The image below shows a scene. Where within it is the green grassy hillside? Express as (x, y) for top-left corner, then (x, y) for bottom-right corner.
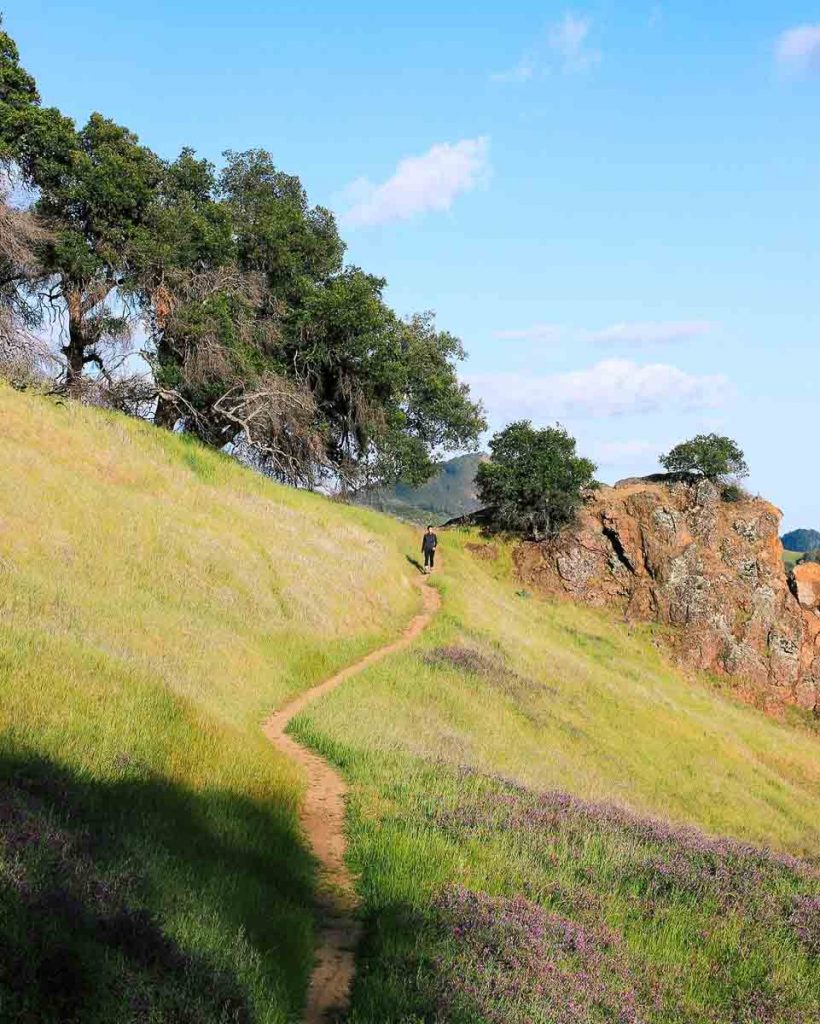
(2, 389), (819, 1022)
(783, 548), (804, 570)
(0, 386), (418, 1023)
(301, 534), (819, 850)
(296, 533), (820, 1021)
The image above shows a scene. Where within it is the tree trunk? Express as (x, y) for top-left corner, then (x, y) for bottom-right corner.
(154, 394), (179, 430)
(152, 332), (179, 430)
(64, 290), (86, 398)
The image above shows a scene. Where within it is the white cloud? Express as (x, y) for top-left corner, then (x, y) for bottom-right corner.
(549, 13), (600, 73)
(491, 320), (714, 347)
(589, 320), (714, 346)
(775, 25), (820, 74)
(468, 359), (729, 420)
(491, 11), (600, 83)
(340, 137), (490, 228)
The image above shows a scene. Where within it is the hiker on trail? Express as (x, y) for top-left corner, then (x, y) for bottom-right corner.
(421, 525), (438, 573)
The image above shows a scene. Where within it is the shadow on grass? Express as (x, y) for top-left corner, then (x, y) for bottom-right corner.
(405, 555), (426, 575)
(0, 745), (315, 1023)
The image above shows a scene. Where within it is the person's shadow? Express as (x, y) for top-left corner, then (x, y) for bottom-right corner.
(405, 555), (426, 574)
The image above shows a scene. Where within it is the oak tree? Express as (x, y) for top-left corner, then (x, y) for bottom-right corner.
(477, 421), (597, 538)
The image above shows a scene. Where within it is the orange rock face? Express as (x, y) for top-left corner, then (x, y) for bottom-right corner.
(792, 562), (820, 611)
(514, 477), (820, 711)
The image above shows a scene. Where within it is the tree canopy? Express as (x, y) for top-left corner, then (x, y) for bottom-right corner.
(0, 185), (50, 382)
(476, 421), (597, 539)
(0, 18), (484, 489)
(659, 434), (748, 483)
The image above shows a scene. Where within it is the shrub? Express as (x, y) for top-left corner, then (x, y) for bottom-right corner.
(476, 421), (597, 540)
(660, 434), (748, 483)
(720, 482), (747, 503)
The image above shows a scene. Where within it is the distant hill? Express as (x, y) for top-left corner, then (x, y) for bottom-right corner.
(358, 452), (486, 523)
(782, 528), (820, 552)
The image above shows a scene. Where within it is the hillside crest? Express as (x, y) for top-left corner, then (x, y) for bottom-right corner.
(514, 475), (820, 711)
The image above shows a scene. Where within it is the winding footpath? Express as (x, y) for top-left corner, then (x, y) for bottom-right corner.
(263, 573), (441, 1024)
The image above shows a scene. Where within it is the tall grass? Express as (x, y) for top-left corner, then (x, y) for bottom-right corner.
(0, 387), (418, 1022)
(301, 531), (820, 851)
(296, 530), (820, 1021)
(3, 387), (818, 1021)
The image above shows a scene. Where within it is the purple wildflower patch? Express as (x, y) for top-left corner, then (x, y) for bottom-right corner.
(448, 775), (811, 869)
(435, 777), (816, 910)
(407, 772), (820, 1022)
(423, 645), (501, 676)
(432, 885), (648, 1023)
(790, 894), (820, 956)
(0, 766), (253, 1023)
(422, 644), (550, 710)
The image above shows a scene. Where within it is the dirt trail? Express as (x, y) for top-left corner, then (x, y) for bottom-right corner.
(263, 572), (440, 1024)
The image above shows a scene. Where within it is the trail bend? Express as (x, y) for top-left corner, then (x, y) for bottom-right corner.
(263, 571), (440, 1024)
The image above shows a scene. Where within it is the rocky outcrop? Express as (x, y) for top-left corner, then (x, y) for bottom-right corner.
(513, 477), (820, 711)
(791, 562), (820, 612)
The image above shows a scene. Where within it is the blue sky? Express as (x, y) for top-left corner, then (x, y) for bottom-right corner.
(6, 2), (820, 528)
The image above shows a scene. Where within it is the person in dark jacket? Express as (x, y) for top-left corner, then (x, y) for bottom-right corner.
(421, 525), (438, 573)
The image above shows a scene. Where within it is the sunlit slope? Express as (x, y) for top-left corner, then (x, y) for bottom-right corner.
(0, 387), (417, 726)
(296, 532), (820, 1021)
(300, 532), (820, 854)
(0, 387), (417, 1023)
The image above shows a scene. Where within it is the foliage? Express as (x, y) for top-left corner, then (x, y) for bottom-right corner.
(659, 433), (748, 483)
(0, 22), (483, 488)
(476, 421), (596, 538)
(154, 155), (486, 484)
(0, 17), (75, 186)
(0, 189), (54, 384)
(34, 115), (162, 394)
(1, 21), (157, 394)
(134, 147), (318, 476)
(144, 159), (485, 486)
(720, 481), (748, 503)
(289, 292), (485, 489)
(797, 549), (820, 566)
(783, 529), (820, 554)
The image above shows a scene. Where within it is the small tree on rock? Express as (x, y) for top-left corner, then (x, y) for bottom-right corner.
(659, 433), (748, 483)
(476, 421), (597, 539)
